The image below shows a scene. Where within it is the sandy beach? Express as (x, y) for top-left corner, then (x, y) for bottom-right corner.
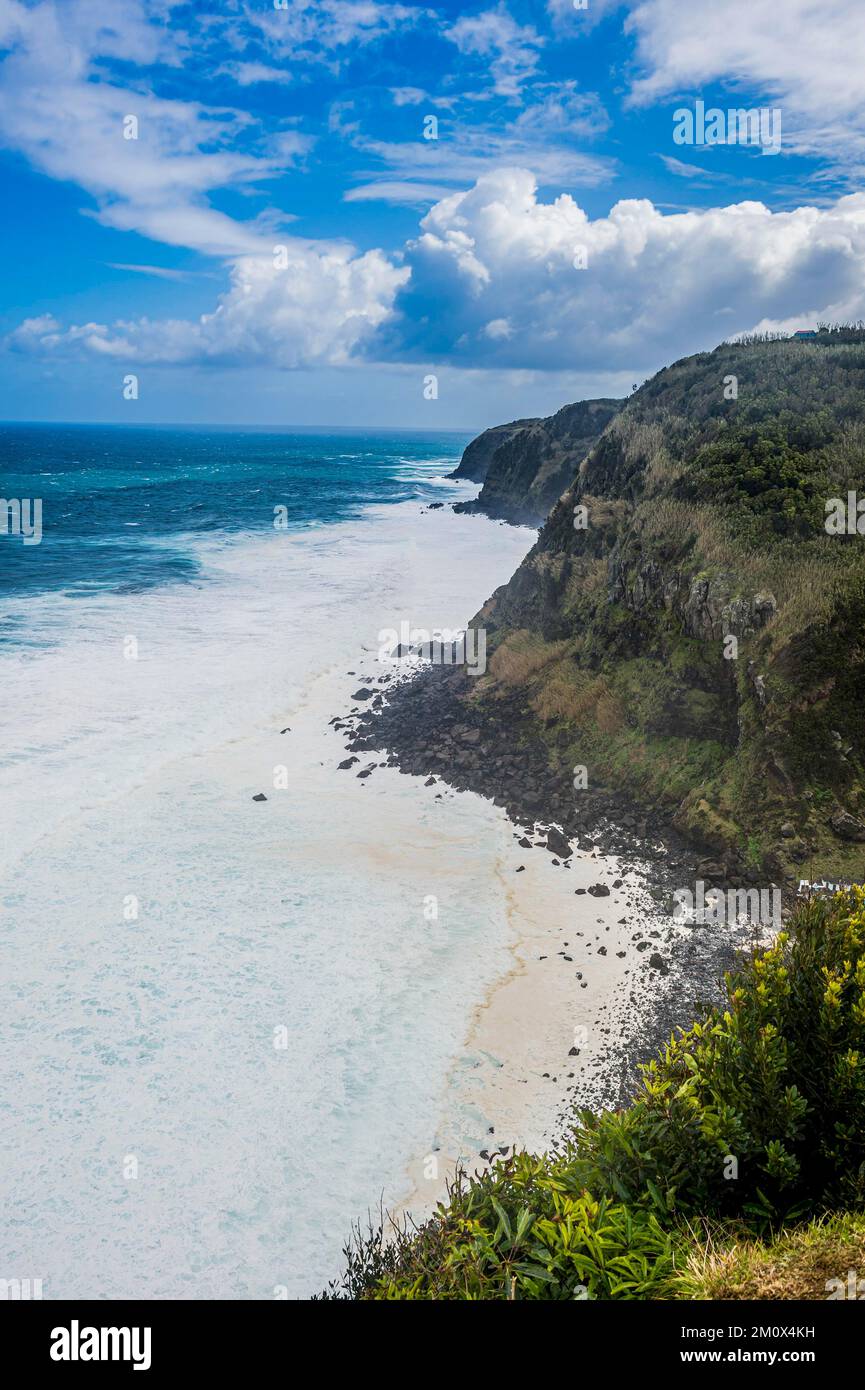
(380, 808), (674, 1223)
(386, 799), (765, 1228)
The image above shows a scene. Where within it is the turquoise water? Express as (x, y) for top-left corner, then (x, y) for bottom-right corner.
(0, 423), (541, 1298)
(0, 423), (467, 604)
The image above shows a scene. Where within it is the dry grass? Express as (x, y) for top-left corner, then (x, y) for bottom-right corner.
(576, 555), (609, 598)
(531, 670), (587, 722)
(581, 494), (632, 530)
(670, 1213), (865, 1300)
(531, 669), (625, 731)
(486, 630), (571, 687)
(635, 495), (848, 645)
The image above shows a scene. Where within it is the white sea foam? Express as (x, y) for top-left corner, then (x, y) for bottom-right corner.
(0, 498), (536, 1298)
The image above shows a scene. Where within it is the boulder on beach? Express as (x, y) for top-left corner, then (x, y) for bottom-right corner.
(546, 826), (572, 858)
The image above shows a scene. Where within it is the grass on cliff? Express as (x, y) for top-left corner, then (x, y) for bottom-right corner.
(673, 1211), (865, 1300)
(321, 890), (865, 1300)
(476, 334), (865, 875)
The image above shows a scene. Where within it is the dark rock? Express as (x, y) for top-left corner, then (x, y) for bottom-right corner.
(830, 810), (865, 842)
(546, 826), (573, 858)
(252, 793), (267, 802)
(588, 883), (610, 897)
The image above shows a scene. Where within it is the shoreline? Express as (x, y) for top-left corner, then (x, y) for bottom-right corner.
(336, 627), (769, 1236)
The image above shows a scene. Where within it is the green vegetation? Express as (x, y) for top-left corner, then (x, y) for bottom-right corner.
(470, 331), (865, 878)
(672, 1211), (865, 1300)
(322, 891), (865, 1299)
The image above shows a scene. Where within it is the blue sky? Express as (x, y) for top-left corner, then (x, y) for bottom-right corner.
(1, 0), (864, 427)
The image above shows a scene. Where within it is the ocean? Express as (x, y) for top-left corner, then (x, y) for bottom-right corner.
(0, 424), (538, 1298)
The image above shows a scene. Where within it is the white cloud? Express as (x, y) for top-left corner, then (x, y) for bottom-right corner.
(215, 61), (294, 87)
(248, 0), (424, 66)
(389, 87), (428, 107)
(483, 317), (513, 339)
(626, 0), (865, 172)
(8, 243), (409, 367)
(389, 87), (456, 110)
(344, 180), (455, 205)
(107, 263), (194, 281)
(378, 168), (865, 369)
(0, 0), (305, 257)
(659, 154), (729, 182)
(17, 172), (865, 377)
(347, 82), (613, 195)
(445, 7), (544, 98)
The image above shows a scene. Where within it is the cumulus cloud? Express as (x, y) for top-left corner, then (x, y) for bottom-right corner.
(7, 243), (409, 367)
(376, 168), (865, 369)
(13, 172), (865, 375)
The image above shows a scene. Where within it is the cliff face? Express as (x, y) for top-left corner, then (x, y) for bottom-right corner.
(449, 417), (539, 482)
(464, 334), (865, 879)
(458, 398), (621, 525)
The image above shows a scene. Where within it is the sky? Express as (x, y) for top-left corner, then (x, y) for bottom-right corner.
(1, 0), (865, 427)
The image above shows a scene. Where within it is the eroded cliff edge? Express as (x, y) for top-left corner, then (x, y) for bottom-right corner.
(376, 333), (865, 885)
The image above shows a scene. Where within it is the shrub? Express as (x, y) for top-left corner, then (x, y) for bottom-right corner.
(351, 1153), (675, 1301)
(575, 889), (865, 1229)
(327, 892), (865, 1299)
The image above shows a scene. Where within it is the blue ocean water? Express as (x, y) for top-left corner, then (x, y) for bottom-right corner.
(0, 423), (468, 603)
(0, 420), (543, 1299)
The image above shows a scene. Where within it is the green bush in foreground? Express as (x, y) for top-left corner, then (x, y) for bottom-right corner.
(322, 890), (865, 1299)
(577, 890), (865, 1228)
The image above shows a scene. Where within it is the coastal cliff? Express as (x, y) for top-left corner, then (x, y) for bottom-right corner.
(449, 417), (539, 482)
(364, 331), (865, 884)
(456, 398), (621, 526)
(334, 332), (865, 1302)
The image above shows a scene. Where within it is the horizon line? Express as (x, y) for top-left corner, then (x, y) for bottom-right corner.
(0, 418), (478, 433)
